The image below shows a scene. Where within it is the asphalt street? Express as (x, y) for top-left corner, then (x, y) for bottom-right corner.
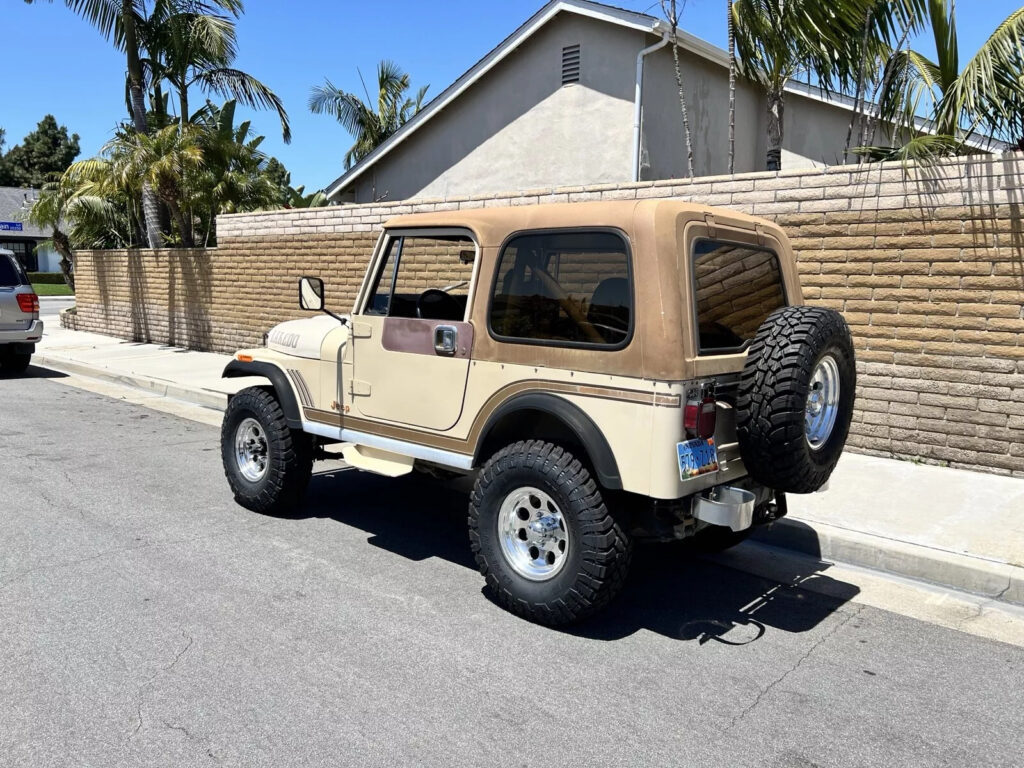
(2, 371), (1023, 767)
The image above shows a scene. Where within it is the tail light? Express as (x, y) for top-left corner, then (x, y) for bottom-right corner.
(17, 293), (39, 314)
(685, 383), (717, 440)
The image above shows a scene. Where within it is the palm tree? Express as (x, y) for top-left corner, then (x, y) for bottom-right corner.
(189, 99), (279, 243)
(29, 171), (139, 288)
(733, 0), (869, 171)
(842, 1), (926, 162)
(25, 0), (164, 246)
(309, 60), (428, 170)
(140, 3), (291, 142)
(867, 1), (1024, 159)
(102, 123), (205, 246)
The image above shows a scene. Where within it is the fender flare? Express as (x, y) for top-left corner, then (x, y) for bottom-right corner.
(222, 360), (302, 429)
(474, 392), (622, 489)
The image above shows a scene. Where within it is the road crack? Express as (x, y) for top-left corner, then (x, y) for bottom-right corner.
(725, 604), (865, 732)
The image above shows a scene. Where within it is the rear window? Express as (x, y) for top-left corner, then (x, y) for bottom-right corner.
(693, 239), (786, 353)
(0, 254), (26, 287)
(489, 230), (633, 348)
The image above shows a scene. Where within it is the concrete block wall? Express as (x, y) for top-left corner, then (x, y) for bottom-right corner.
(68, 153), (1024, 476)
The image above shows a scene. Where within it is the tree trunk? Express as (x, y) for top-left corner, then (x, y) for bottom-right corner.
(727, 0), (736, 174)
(766, 89), (784, 172)
(52, 229), (75, 292)
(166, 197), (194, 248)
(845, 10), (873, 164)
(670, 41), (695, 177)
(122, 0), (163, 249)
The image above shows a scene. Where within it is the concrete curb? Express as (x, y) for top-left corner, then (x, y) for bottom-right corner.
(754, 518), (1024, 608)
(32, 353), (228, 411)
(31, 351), (1024, 610)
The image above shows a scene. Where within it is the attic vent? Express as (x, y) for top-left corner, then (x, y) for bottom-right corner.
(561, 44), (581, 85)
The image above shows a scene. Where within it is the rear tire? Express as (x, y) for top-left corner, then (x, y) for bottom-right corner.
(469, 440), (632, 625)
(0, 348), (31, 375)
(221, 387), (313, 515)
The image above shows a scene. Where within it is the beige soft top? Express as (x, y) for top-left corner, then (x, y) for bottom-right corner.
(384, 199), (780, 249)
(383, 198), (798, 381)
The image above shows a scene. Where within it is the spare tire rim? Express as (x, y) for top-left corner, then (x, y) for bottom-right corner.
(235, 417), (269, 482)
(497, 486), (569, 581)
(805, 355), (841, 450)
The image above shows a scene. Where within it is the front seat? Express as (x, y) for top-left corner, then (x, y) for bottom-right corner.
(587, 277), (630, 344)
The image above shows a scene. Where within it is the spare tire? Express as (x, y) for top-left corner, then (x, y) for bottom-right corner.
(736, 306), (856, 494)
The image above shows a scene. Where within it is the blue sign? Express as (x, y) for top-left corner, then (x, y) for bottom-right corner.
(0, 222), (24, 232)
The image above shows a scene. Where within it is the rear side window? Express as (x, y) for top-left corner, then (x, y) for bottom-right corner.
(693, 239), (786, 353)
(0, 254), (26, 287)
(490, 230), (632, 348)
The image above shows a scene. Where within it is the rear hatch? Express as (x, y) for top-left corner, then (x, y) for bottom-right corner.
(0, 253), (35, 331)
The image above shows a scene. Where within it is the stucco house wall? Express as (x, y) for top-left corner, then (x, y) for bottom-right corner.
(349, 13), (644, 203)
(337, 5), (895, 204)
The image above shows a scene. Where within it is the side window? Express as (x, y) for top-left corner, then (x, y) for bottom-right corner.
(489, 230), (632, 348)
(365, 233), (476, 321)
(693, 239), (786, 353)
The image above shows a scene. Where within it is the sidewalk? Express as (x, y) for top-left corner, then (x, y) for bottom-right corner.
(33, 301), (1024, 608)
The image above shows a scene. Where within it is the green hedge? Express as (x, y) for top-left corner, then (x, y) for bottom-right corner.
(27, 272), (67, 285)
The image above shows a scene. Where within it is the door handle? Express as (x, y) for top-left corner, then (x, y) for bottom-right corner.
(434, 325), (458, 356)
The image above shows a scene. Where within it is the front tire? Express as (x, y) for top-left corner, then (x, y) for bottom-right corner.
(469, 440), (632, 625)
(221, 387), (313, 515)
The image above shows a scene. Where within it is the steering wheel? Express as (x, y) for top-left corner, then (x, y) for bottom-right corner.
(417, 289), (462, 320)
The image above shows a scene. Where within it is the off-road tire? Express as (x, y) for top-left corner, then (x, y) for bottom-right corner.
(469, 440), (632, 625)
(736, 306), (855, 494)
(0, 349), (31, 375)
(221, 386), (314, 515)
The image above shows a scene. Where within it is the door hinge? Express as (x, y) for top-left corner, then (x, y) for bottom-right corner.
(350, 321), (372, 339)
(349, 379), (371, 397)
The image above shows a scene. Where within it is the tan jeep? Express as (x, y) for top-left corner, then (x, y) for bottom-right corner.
(220, 200), (856, 625)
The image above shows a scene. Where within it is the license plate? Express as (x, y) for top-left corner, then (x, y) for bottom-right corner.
(677, 438), (719, 480)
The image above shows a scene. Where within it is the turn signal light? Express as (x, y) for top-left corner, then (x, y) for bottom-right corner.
(236, 354), (254, 363)
(17, 293), (39, 314)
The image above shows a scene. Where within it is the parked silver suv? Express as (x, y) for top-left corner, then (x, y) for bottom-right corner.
(0, 248), (42, 375)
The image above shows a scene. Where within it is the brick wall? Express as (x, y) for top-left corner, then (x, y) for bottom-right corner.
(68, 153), (1024, 476)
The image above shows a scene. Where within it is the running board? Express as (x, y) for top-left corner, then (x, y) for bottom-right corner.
(340, 443), (415, 477)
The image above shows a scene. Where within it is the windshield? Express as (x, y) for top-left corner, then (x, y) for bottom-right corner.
(0, 253), (27, 287)
(692, 239), (787, 353)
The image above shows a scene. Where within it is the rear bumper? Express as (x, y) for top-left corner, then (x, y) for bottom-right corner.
(0, 319), (44, 344)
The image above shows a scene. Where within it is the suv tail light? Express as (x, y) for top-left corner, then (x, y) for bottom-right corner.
(685, 384), (717, 440)
(17, 293), (39, 314)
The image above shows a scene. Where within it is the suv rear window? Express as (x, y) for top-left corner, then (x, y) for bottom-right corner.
(490, 230), (632, 348)
(0, 254), (26, 287)
(693, 239), (786, 353)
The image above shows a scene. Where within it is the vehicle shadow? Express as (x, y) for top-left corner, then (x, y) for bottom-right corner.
(0, 364), (69, 380)
(300, 469), (859, 644)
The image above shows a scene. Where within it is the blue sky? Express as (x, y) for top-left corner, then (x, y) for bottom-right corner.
(2, 0), (1019, 191)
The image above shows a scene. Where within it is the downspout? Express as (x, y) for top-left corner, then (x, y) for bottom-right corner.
(633, 21), (672, 182)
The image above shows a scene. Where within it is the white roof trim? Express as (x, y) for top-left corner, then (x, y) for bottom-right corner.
(326, 0), (727, 200)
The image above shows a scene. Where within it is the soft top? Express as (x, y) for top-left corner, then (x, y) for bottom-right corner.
(383, 199), (777, 248)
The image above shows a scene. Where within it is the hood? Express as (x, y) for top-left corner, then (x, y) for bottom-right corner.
(266, 315), (344, 360)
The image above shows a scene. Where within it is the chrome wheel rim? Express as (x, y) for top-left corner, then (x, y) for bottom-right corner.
(805, 355), (841, 450)
(235, 417), (269, 482)
(497, 486), (569, 581)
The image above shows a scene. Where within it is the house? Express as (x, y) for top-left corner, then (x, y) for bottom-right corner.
(326, 0), (921, 204)
(0, 187), (59, 272)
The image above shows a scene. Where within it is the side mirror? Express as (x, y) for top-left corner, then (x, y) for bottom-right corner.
(299, 276), (325, 312)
